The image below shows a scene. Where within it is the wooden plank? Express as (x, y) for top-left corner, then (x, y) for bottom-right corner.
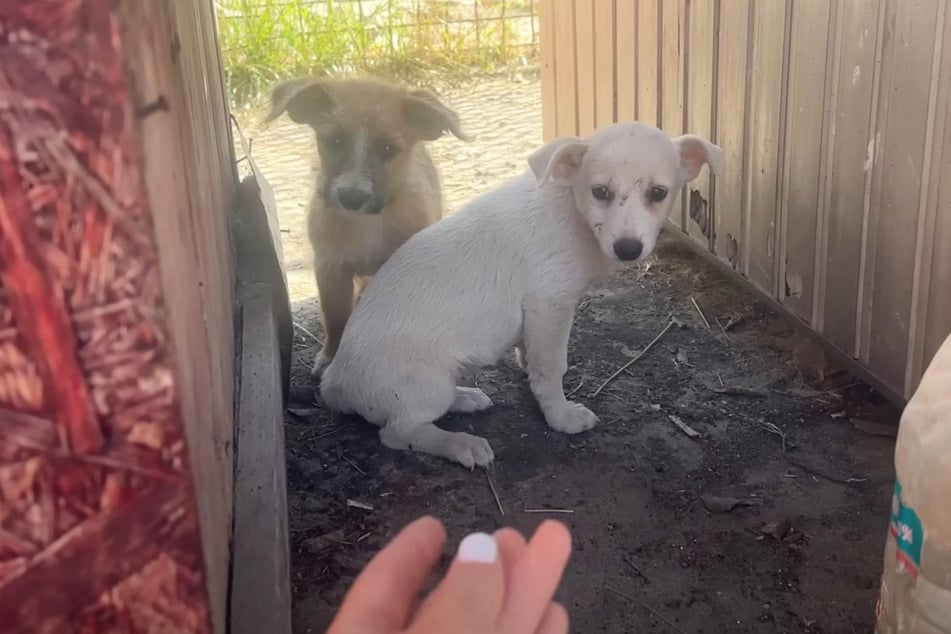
(745, 0), (789, 295)
(923, 134), (951, 384)
(684, 0), (716, 250)
(779, 1), (832, 324)
(195, 0), (239, 214)
(0, 1), (223, 631)
(661, 0), (686, 229)
(230, 286), (292, 634)
(820, 0), (883, 356)
(907, 0), (951, 394)
(920, 1), (951, 381)
(175, 1), (236, 430)
(660, 0), (684, 136)
(233, 127), (293, 404)
(574, 0), (597, 135)
(862, 0), (941, 393)
(616, 0), (638, 122)
(713, 0), (751, 272)
(539, 0), (558, 141)
(594, 0), (617, 128)
(553, 0), (578, 136)
(636, 0), (660, 125)
(856, 0), (892, 361)
(119, 1), (236, 630)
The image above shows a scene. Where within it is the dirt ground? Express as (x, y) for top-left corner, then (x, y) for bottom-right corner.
(235, 77), (900, 633)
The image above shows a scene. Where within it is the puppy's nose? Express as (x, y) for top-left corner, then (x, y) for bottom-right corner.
(338, 187), (371, 211)
(613, 238), (643, 261)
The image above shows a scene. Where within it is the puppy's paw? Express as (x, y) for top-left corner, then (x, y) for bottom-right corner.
(450, 386), (494, 413)
(447, 433), (495, 468)
(546, 402), (599, 434)
(310, 352), (332, 379)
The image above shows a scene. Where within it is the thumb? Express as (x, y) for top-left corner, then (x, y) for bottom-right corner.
(409, 532), (505, 632)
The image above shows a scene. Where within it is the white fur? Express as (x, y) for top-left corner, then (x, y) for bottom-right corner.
(319, 122), (724, 468)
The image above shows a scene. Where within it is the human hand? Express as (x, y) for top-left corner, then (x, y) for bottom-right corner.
(326, 516), (572, 634)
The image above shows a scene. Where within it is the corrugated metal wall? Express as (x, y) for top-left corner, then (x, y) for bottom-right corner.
(539, 0), (951, 400)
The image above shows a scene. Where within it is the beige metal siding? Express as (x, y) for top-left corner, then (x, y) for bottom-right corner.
(540, 0), (951, 400)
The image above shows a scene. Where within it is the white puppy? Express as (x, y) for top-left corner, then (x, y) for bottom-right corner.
(319, 122), (724, 468)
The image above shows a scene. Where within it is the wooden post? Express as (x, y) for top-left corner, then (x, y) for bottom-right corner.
(0, 0), (236, 631)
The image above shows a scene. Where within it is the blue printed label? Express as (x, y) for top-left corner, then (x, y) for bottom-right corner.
(889, 479), (924, 579)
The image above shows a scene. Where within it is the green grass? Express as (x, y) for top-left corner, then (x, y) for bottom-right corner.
(216, 0), (539, 107)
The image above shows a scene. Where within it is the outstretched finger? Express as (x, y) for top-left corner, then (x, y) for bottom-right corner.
(494, 527), (527, 586)
(410, 532), (506, 633)
(416, 527), (526, 619)
(329, 516), (447, 633)
(534, 602), (569, 634)
(496, 520), (572, 634)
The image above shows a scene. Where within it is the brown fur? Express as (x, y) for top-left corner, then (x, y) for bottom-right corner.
(265, 77), (468, 373)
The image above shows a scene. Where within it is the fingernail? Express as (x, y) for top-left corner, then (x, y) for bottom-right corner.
(456, 532), (498, 564)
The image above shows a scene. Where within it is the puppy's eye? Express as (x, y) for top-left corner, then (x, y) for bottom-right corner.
(591, 185), (613, 202)
(376, 140), (400, 160)
(648, 186), (668, 202)
(321, 130), (348, 149)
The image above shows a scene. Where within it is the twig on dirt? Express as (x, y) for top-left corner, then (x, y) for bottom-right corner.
(623, 555), (651, 584)
(713, 386), (768, 398)
(758, 420), (788, 454)
(783, 456), (868, 485)
(702, 495), (757, 513)
(698, 279), (729, 291)
(346, 499), (374, 511)
(715, 316), (733, 341)
(668, 415), (701, 439)
(342, 456), (366, 475)
(690, 296), (711, 330)
(523, 508), (575, 514)
(760, 421), (869, 484)
(790, 381), (864, 400)
(716, 372), (724, 386)
(591, 320), (676, 398)
(722, 313), (748, 331)
(567, 377), (586, 398)
(286, 407), (320, 423)
(604, 585), (689, 634)
(294, 322), (324, 345)
(851, 418), (898, 438)
(485, 469), (505, 517)
(315, 424), (350, 440)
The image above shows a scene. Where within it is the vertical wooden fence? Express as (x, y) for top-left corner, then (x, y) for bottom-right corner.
(540, 0), (951, 401)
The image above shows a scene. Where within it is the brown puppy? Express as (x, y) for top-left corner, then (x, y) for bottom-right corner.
(266, 78), (468, 377)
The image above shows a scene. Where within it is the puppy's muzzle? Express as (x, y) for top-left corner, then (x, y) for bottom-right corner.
(613, 238), (643, 261)
(338, 187), (373, 212)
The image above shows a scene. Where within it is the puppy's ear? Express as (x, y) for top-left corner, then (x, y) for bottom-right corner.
(264, 78), (336, 126)
(672, 134), (725, 180)
(404, 90), (471, 141)
(527, 137), (590, 186)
